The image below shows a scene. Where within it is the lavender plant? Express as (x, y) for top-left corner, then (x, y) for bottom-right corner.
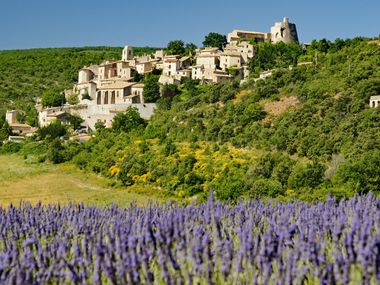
(1, 194), (380, 284)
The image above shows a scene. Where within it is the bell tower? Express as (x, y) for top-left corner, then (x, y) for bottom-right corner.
(122, 46), (133, 61)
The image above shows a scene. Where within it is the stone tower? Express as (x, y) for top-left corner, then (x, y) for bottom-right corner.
(122, 46), (134, 61)
(270, 17), (299, 44)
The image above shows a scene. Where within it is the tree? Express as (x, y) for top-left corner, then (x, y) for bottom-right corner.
(41, 89), (66, 107)
(161, 84), (179, 98)
(250, 178), (283, 198)
(143, 74), (160, 103)
(38, 120), (66, 140)
(94, 120), (106, 131)
(68, 114), (84, 130)
(166, 40), (185, 55)
(185, 43), (198, 55)
(111, 107), (146, 133)
(0, 120), (12, 141)
(67, 93), (79, 105)
(288, 162), (326, 190)
(203, 32), (227, 50)
(47, 138), (64, 164)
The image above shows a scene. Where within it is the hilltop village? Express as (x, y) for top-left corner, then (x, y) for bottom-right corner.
(4, 17), (299, 136)
(34, 18), (298, 129)
(4, 17), (379, 141)
(9, 17), (299, 138)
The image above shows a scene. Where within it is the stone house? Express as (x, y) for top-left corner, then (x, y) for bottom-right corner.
(227, 30), (270, 45)
(370, 96), (380, 108)
(5, 110), (37, 137)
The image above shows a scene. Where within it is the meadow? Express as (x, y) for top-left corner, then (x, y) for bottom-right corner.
(0, 155), (162, 207)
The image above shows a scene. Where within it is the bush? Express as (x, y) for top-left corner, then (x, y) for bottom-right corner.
(111, 107), (146, 133)
(250, 178), (283, 198)
(38, 121), (66, 140)
(288, 162), (326, 190)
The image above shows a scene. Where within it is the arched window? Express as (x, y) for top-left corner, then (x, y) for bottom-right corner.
(97, 92), (101, 105)
(111, 91), (116, 104)
(104, 91), (109, 104)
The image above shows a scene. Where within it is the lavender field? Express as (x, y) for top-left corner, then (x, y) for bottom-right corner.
(1, 194), (380, 285)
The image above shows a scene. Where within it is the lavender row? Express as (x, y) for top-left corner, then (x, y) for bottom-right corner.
(1, 194), (380, 284)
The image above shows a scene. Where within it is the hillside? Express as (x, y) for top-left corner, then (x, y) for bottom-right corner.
(1, 38), (379, 202)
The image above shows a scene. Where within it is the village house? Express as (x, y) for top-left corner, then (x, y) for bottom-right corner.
(370, 96), (380, 108)
(159, 55), (192, 85)
(5, 110), (37, 138)
(227, 30), (270, 45)
(227, 17), (298, 45)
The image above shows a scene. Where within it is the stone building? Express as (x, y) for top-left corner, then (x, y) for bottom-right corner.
(270, 17), (299, 44)
(159, 55), (192, 85)
(39, 46), (157, 130)
(227, 30), (270, 45)
(370, 96), (380, 108)
(227, 17), (298, 45)
(5, 110), (37, 137)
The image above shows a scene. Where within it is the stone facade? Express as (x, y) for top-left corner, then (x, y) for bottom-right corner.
(270, 17), (299, 44)
(227, 17), (299, 45)
(39, 46), (158, 130)
(370, 96), (380, 108)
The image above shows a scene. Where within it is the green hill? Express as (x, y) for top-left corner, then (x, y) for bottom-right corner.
(1, 38), (379, 202)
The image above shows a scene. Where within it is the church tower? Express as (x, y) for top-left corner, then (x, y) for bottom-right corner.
(122, 46), (134, 61)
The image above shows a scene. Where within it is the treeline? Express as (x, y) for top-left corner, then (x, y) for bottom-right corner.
(1, 37), (380, 202)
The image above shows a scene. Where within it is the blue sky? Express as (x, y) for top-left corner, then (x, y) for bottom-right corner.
(1, 0), (379, 50)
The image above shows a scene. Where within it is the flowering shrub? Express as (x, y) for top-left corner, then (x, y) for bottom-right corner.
(1, 194), (380, 284)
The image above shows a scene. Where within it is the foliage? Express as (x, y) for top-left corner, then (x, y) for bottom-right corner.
(67, 93), (79, 105)
(1, 37), (379, 201)
(166, 40), (185, 55)
(94, 120), (106, 131)
(185, 43), (198, 55)
(248, 42), (303, 75)
(38, 120), (66, 140)
(0, 119), (12, 141)
(203, 32), (227, 50)
(46, 138), (64, 164)
(143, 74), (160, 103)
(41, 89), (66, 107)
(161, 84), (179, 98)
(68, 114), (84, 130)
(111, 107), (146, 133)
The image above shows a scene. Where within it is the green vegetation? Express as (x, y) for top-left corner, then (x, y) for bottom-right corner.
(166, 40), (198, 56)
(203, 32), (228, 50)
(41, 89), (66, 107)
(1, 37), (379, 202)
(142, 73), (160, 102)
(0, 155), (162, 206)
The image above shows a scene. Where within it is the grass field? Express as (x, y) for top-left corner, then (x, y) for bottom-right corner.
(0, 155), (164, 207)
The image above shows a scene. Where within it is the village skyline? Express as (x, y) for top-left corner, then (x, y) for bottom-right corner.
(1, 0), (379, 50)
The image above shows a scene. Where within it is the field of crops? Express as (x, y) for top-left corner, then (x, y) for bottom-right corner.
(1, 194), (380, 284)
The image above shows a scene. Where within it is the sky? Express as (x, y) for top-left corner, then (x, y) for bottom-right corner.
(0, 0), (379, 50)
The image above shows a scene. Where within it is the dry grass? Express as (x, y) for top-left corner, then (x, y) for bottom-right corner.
(262, 96), (300, 117)
(0, 155), (164, 207)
